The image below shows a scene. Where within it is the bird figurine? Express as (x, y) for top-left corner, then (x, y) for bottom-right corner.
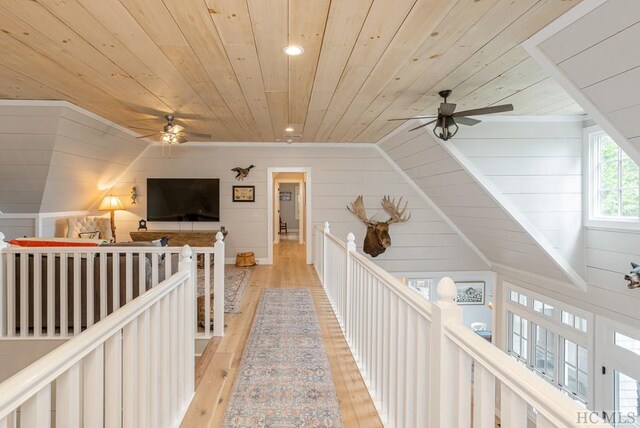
(231, 165), (255, 181)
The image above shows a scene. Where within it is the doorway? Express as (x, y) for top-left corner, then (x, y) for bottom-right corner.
(267, 168), (312, 265)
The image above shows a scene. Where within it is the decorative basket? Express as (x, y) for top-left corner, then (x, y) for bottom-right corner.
(235, 252), (256, 267)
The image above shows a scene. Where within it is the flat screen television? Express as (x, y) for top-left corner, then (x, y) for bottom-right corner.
(147, 178), (220, 222)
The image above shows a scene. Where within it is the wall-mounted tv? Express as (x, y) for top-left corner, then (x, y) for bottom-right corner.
(147, 178), (220, 222)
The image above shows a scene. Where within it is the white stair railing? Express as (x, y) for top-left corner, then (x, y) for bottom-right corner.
(0, 246), (195, 428)
(0, 231), (225, 339)
(316, 223), (607, 428)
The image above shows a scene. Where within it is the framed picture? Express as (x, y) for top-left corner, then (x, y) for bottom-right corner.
(455, 281), (485, 305)
(279, 191), (292, 201)
(233, 185), (255, 202)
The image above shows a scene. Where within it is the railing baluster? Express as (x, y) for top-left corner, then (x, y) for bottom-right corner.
(105, 331), (123, 428)
(33, 253), (42, 337)
(56, 362), (80, 428)
(60, 253), (68, 336)
(46, 253), (54, 337)
(73, 253), (81, 335)
(6, 254), (14, 337)
(112, 252), (120, 312)
(151, 253), (159, 287)
(500, 385), (528, 427)
(169, 288), (179, 420)
(138, 252), (145, 297)
(416, 316), (429, 427)
(457, 350), (472, 428)
(0, 244), (5, 337)
(159, 297), (170, 426)
(125, 252), (133, 304)
(382, 287), (390, 415)
(404, 308), (417, 428)
(86, 252), (94, 327)
(19, 253), (28, 337)
(473, 364), (495, 428)
(204, 252), (211, 336)
(123, 319), (138, 428)
(21, 383), (51, 428)
(83, 345), (104, 428)
(100, 253), (108, 318)
(149, 303), (160, 428)
(137, 311), (150, 427)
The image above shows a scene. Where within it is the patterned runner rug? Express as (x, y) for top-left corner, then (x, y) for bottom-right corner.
(223, 288), (343, 428)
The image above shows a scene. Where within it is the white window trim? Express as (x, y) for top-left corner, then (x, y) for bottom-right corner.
(584, 124), (640, 231)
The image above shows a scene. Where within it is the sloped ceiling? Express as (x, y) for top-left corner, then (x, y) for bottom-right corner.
(524, 0), (640, 164)
(0, 0), (583, 143)
(378, 122), (587, 289)
(0, 102), (149, 213)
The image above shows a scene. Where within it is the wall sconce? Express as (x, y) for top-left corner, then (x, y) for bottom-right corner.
(131, 186), (138, 205)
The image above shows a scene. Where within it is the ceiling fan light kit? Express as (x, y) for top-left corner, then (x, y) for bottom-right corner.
(389, 89), (514, 141)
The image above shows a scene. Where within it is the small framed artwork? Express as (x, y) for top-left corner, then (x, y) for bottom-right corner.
(233, 185), (255, 202)
(455, 281), (485, 305)
(279, 191), (292, 201)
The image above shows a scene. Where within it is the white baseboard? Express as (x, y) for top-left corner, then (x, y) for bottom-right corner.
(224, 257), (268, 265)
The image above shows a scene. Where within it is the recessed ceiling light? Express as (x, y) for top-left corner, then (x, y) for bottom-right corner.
(285, 127), (294, 132)
(283, 45), (304, 56)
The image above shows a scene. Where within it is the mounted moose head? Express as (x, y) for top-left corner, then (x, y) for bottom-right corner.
(347, 195), (411, 257)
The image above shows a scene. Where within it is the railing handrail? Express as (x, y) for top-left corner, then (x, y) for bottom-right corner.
(349, 249), (433, 321)
(0, 268), (191, 418)
(0, 245), (217, 254)
(444, 322), (607, 427)
(319, 224), (433, 320)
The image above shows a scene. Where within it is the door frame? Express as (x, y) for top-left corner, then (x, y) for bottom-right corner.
(267, 167), (312, 265)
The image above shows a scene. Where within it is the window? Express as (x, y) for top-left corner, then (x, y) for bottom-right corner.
(510, 290), (527, 306)
(561, 310), (587, 333)
(533, 324), (555, 381)
(589, 130), (640, 221)
(510, 312), (528, 363)
(614, 332), (640, 357)
(533, 299), (553, 317)
(563, 339), (589, 404)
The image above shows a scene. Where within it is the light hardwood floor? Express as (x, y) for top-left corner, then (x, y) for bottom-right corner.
(181, 239), (382, 427)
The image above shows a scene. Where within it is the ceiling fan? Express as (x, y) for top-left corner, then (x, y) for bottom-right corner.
(388, 90), (514, 141)
(134, 115), (210, 144)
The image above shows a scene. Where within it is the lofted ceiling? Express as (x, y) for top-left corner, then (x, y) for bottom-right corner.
(0, 0), (584, 143)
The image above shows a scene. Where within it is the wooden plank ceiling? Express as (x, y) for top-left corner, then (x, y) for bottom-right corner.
(0, 0), (584, 143)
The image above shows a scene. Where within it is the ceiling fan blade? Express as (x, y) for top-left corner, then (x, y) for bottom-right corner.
(454, 117), (482, 126)
(136, 132), (162, 139)
(439, 103), (456, 116)
(388, 116), (436, 121)
(408, 119), (437, 132)
(176, 136), (188, 144)
(452, 104), (514, 117)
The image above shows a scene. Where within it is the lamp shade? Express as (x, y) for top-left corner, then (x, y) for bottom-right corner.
(98, 195), (125, 211)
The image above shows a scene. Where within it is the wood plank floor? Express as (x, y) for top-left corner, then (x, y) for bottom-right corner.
(181, 239), (382, 427)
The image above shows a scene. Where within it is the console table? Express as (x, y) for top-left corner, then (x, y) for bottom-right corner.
(129, 230), (227, 247)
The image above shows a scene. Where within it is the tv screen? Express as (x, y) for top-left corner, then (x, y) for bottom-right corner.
(147, 178), (220, 222)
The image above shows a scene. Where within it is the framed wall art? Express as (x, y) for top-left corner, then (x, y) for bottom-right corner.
(233, 185), (255, 202)
(455, 281), (485, 305)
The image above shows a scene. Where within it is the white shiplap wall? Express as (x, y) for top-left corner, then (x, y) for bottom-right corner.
(378, 122), (584, 286)
(110, 144), (489, 272)
(452, 120), (585, 277)
(0, 102), (149, 214)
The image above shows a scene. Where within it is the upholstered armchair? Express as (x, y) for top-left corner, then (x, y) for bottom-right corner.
(66, 216), (113, 241)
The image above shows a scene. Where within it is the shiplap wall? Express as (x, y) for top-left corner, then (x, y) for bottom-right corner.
(110, 144), (488, 272)
(452, 120), (585, 277)
(535, 0), (640, 162)
(378, 124), (577, 284)
(0, 102), (149, 214)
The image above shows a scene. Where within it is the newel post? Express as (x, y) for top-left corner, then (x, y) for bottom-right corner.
(322, 221), (330, 287)
(430, 277), (463, 428)
(213, 232), (225, 337)
(0, 232), (6, 336)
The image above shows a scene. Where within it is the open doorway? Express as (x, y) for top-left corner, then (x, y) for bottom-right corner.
(267, 168), (312, 265)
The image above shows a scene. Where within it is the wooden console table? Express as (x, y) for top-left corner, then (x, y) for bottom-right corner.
(129, 230), (227, 247)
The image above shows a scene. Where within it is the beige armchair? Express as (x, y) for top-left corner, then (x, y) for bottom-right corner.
(66, 216), (113, 241)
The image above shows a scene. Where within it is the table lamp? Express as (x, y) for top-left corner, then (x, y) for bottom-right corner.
(98, 195), (124, 242)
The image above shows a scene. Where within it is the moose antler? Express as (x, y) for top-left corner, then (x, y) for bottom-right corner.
(347, 195), (377, 226)
(381, 195), (411, 224)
